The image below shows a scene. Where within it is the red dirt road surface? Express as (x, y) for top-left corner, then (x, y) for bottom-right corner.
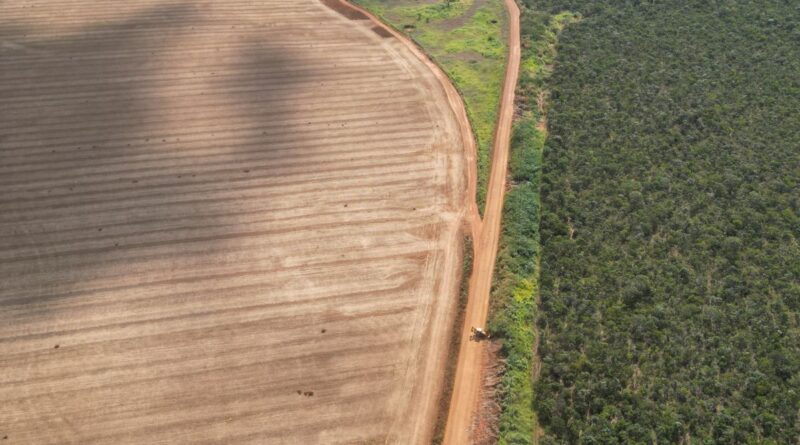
(0, 1), (469, 443)
(443, 0), (522, 443)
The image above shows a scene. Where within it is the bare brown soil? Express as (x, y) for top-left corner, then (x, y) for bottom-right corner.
(472, 341), (504, 445)
(0, 1), (469, 443)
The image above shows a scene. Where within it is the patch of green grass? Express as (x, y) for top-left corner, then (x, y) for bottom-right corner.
(396, 0), (472, 20)
(353, 0), (508, 210)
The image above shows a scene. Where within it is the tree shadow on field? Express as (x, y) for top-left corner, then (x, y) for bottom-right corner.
(0, 1), (302, 311)
(0, 0), (313, 438)
(0, 2), (413, 442)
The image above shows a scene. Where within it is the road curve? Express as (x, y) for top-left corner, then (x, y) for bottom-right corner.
(341, 1), (481, 233)
(442, 0), (521, 443)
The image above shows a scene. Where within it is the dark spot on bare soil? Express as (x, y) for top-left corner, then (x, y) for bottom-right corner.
(321, 0), (367, 20)
(296, 390), (302, 395)
(321, 329), (326, 333)
(243, 169), (250, 173)
(54, 344), (59, 349)
(372, 26), (392, 38)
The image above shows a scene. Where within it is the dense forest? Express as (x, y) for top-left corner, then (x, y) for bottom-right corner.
(526, 0), (800, 443)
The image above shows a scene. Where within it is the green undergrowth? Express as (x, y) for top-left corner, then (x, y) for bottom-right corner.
(488, 7), (577, 445)
(352, 0), (508, 210)
(489, 116), (543, 445)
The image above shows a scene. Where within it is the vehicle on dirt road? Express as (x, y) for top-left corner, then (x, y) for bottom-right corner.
(470, 327), (490, 341)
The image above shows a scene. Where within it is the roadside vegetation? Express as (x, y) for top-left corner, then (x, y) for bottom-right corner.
(488, 7), (576, 444)
(353, 0), (508, 209)
(527, 0), (800, 443)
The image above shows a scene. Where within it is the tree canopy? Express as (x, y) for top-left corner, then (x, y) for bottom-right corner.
(530, 0), (800, 443)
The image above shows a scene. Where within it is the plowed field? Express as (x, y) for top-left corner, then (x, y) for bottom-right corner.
(0, 1), (466, 443)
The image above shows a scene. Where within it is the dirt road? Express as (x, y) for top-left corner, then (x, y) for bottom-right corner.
(0, 1), (468, 443)
(442, 0), (522, 443)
